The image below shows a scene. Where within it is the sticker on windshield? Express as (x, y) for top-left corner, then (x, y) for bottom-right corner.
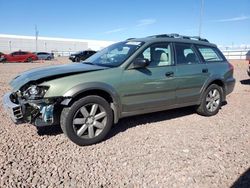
(126, 42), (142, 46)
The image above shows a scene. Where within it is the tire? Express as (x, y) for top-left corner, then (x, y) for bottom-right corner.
(75, 57), (80, 62)
(196, 84), (223, 116)
(27, 57), (33, 63)
(60, 96), (113, 146)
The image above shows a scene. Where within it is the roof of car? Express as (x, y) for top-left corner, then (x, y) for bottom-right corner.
(13, 51), (30, 53)
(127, 34), (217, 47)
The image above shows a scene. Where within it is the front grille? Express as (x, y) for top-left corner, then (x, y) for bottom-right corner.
(13, 106), (23, 119)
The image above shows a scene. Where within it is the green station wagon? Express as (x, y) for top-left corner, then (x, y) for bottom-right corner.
(3, 34), (235, 146)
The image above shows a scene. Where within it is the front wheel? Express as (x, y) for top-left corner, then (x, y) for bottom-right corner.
(196, 84), (223, 116)
(75, 57), (80, 62)
(60, 96), (113, 146)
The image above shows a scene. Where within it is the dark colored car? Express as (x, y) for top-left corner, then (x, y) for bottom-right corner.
(2, 51), (38, 62)
(3, 34), (235, 146)
(0, 52), (5, 62)
(35, 52), (54, 60)
(69, 50), (96, 62)
(246, 50), (250, 76)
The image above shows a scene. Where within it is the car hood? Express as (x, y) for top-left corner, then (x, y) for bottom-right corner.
(10, 63), (108, 90)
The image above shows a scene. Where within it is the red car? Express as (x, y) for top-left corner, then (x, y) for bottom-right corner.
(2, 51), (38, 62)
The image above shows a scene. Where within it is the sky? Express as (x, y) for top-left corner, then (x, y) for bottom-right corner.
(0, 0), (249, 46)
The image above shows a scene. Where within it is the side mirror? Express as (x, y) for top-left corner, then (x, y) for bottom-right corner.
(132, 58), (149, 69)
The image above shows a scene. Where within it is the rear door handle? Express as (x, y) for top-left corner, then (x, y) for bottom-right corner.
(202, 68), (208, 73)
(165, 71), (174, 77)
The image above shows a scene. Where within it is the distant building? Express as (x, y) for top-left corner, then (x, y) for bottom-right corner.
(0, 34), (114, 56)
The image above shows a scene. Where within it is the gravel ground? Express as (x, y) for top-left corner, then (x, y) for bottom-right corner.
(0, 58), (249, 187)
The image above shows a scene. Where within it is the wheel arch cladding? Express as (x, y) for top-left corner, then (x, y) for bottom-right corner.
(62, 82), (121, 123)
(208, 79), (226, 101)
(200, 78), (226, 103)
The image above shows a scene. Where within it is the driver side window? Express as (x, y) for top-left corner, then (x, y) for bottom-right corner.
(139, 43), (172, 67)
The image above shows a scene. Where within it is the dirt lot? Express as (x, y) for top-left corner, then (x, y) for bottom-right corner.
(0, 58), (249, 187)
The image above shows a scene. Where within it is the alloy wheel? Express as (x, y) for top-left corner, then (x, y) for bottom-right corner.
(205, 89), (221, 112)
(72, 103), (107, 139)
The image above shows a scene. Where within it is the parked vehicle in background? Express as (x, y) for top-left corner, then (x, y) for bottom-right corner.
(246, 50), (250, 76)
(0, 52), (5, 62)
(3, 34), (235, 146)
(2, 51), (38, 62)
(69, 50), (96, 62)
(35, 52), (54, 60)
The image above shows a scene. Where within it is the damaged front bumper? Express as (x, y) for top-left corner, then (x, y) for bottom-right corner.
(2, 92), (60, 127)
(3, 92), (23, 123)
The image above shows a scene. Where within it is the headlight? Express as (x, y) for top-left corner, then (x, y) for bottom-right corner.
(29, 85), (40, 95)
(23, 85), (49, 99)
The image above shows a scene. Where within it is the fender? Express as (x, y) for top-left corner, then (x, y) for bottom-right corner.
(62, 82), (121, 123)
(198, 75), (226, 103)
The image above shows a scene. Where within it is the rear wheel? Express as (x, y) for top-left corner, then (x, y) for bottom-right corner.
(196, 84), (223, 116)
(26, 57), (33, 63)
(60, 96), (113, 146)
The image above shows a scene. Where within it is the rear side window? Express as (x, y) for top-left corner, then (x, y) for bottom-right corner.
(175, 43), (200, 65)
(197, 46), (223, 62)
(12, 52), (19, 55)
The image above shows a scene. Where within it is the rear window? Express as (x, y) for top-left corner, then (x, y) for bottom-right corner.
(197, 46), (223, 62)
(19, 52), (27, 55)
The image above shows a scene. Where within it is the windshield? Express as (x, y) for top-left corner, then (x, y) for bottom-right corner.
(83, 41), (144, 67)
(74, 51), (83, 55)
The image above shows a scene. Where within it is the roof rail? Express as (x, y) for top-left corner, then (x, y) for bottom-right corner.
(147, 34), (209, 42)
(126, 38), (136, 41)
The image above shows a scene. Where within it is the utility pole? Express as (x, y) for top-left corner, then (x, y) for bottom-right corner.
(44, 42), (47, 52)
(199, 0), (204, 37)
(35, 25), (39, 52)
(9, 41), (12, 52)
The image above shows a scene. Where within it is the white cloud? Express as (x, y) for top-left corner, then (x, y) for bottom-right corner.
(136, 19), (156, 27)
(213, 15), (250, 22)
(104, 28), (126, 34)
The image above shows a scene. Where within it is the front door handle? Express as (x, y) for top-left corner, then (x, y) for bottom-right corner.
(202, 68), (208, 73)
(165, 71), (174, 77)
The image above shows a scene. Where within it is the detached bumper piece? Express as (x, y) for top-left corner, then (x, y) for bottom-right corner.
(2, 92), (24, 123)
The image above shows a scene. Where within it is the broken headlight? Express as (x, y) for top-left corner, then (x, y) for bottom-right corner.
(23, 85), (49, 100)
